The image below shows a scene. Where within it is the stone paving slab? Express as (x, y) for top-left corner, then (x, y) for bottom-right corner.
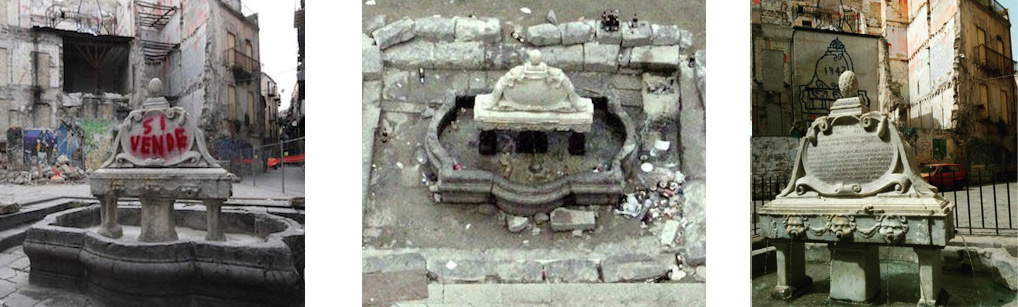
(394, 283), (705, 306)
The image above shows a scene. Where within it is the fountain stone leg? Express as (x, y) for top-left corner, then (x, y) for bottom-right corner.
(138, 198), (178, 242)
(204, 199), (225, 241)
(915, 247), (948, 307)
(771, 240), (812, 300)
(96, 194), (122, 239)
(829, 243), (880, 303)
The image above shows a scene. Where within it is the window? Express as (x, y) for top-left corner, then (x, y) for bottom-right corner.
(976, 27), (986, 61)
(0, 48), (8, 86)
(228, 85), (237, 121)
(244, 40), (254, 58)
(226, 32), (237, 63)
(34, 52), (50, 88)
(979, 84), (989, 118)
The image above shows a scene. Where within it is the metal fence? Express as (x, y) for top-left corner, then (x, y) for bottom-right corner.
(751, 169), (1018, 236)
(219, 137), (305, 195)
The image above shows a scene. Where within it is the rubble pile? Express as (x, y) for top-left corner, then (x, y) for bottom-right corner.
(0, 155), (87, 184)
(616, 168), (686, 246)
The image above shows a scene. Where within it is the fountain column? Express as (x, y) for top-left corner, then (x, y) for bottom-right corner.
(915, 247), (947, 306)
(829, 243), (880, 303)
(138, 198), (178, 242)
(771, 240), (811, 300)
(204, 199), (225, 241)
(96, 194), (122, 239)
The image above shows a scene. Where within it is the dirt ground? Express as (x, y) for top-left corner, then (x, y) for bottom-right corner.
(363, 0), (706, 51)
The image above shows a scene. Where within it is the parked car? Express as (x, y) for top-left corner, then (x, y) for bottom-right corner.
(267, 153), (305, 169)
(920, 163), (967, 190)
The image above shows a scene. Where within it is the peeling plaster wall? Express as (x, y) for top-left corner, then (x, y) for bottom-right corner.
(750, 136), (800, 180)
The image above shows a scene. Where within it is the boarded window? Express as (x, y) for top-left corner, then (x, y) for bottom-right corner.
(976, 27), (986, 61)
(979, 84), (989, 118)
(226, 32), (237, 63)
(0, 48), (8, 86)
(228, 85), (237, 121)
(34, 52), (50, 87)
(244, 40), (254, 58)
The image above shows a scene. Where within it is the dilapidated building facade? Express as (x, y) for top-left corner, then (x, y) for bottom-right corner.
(0, 0), (268, 174)
(751, 0), (1016, 178)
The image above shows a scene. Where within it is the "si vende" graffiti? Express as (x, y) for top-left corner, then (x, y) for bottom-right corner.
(128, 114), (190, 159)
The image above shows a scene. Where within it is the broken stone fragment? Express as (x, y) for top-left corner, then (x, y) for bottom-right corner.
(506, 215), (529, 233)
(363, 15), (387, 34)
(533, 212), (549, 224)
(659, 219), (681, 246)
(595, 23), (622, 45)
(550, 207), (596, 231)
(628, 45), (680, 71)
(526, 23), (561, 46)
(362, 42), (383, 81)
(372, 17), (416, 50)
(601, 254), (672, 282)
(0, 201), (20, 215)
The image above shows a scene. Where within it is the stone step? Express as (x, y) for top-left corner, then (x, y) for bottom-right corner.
(0, 198), (82, 233)
(0, 223), (35, 253)
(393, 283), (705, 306)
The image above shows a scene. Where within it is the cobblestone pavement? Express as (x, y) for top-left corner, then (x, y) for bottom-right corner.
(0, 246), (101, 307)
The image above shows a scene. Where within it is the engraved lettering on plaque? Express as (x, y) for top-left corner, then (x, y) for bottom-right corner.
(803, 124), (895, 185)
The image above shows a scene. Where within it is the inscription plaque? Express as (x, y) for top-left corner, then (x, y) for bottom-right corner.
(803, 124), (894, 185)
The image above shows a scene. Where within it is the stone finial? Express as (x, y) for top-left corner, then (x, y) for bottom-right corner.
(148, 78), (163, 96)
(527, 49), (543, 65)
(838, 71), (858, 98)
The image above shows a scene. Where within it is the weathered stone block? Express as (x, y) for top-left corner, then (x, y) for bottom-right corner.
(484, 43), (525, 69)
(526, 23), (561, 46)
(610, 88), (642, 107)
(549, 207), (595, 231)
(363, 253), (427, 274)
(651, 24), (681, 46)
(363, 43), (383, 81)
(492, 260), (543, 283)
(428, 259), (491, 283)
(610, 74), (643, 90)
(560, 21), (594, 45)
(539, 45), (583, 71)
(415, 16), (456, 41)
(383, 40), (434, 69)
(454, 17), (501, 43)
(628, 45), (680, 71)
(601, 254), (672, 283)
(433, 42), (484, 69)
(595, 25), (622, 45)
(641, 73), (679, 120)
(544, 259), (600, 283)
(679, 28), (694, 51)
(583, 42), (619, 72)
(566, 72), (608, 98)
(372, 17), (416, 49)
(621, 22), (652, 47)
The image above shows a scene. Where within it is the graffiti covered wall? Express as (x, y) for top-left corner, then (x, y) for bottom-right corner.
(792, 29), (879, 125)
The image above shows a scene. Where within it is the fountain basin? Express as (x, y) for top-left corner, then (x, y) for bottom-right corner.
(425, 97), (637, 216)
(23, 204), (303, 307)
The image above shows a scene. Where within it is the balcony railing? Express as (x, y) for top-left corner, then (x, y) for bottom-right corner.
(973, 44), (1015, 77)
(223, 48), (260, 81)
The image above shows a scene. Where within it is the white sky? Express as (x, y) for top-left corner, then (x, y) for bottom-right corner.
(242, 0), (300, 111)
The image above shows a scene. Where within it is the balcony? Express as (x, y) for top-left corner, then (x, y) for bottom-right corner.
(972, 44), (1015, 77)
(223, 48), (260, 82)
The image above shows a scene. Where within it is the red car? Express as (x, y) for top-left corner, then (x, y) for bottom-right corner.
(267, 153), (305, 169)
(920, 163), (967, 190)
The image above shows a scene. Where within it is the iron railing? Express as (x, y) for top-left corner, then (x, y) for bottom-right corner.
(751, 169), (1017, 236)
(973, 44), (1015, 77)
(223, 48), (260, 79)
(216, 137), (305, 195)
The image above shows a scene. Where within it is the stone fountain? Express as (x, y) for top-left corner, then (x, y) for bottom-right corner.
(756, 71), (954, 306)
(23, 79), (303, 306)
(423, 50), (637, 215)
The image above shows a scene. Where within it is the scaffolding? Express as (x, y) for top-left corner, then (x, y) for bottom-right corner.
(135, 1), (178, 30)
